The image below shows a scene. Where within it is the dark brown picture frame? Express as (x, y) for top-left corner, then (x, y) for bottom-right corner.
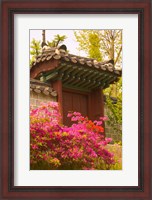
(1, 0), (151, 199)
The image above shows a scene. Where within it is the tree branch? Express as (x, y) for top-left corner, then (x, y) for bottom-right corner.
(114, 46), (122, 66)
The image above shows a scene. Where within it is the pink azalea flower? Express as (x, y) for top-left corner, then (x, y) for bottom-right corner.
(30, 102), (115, 170)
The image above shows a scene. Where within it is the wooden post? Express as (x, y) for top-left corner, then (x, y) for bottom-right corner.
(89, 87), (105, 136)
(89, 87), (104, 120)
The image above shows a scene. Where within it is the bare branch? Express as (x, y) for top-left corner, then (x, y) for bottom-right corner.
(114, 46), (122, 65)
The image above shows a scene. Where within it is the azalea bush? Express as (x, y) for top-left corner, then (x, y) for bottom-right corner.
(30, 102), (116, 170)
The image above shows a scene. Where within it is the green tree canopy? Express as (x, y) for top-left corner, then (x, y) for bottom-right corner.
(74, 30), (122, 67)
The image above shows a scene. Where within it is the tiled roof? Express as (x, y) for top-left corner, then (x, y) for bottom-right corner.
(30, 46), (122, 91)
(30, 79), (57, 97)
(31, 47), (121, 76)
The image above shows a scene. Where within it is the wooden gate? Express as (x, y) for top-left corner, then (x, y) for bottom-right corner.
(63, 89), (88, 126)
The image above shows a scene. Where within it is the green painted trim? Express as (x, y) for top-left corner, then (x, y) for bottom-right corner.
(101, 75), (113, 83)
(89, 75), (115, 89)
(95, 74), (108, 81)
(63, 68), (89, 85)
(89, 81), (103, 89)
(87, 71), (99, 79)
(66, 66), (77, 73)
(75, 68), (88, 76)
(75, 78), (87, 87)
(61, 67), (78, 81)
(63, 84), (90, 92)
(58, 65), (71, 74)
(104, 76), (118, 88)
(63, 75), (76, 85)
(79, 79), (92, 88)
(62, 74), (70, 82)
(45, 71), (58, 81)
(86, 80), (97, 89)
(62, 70), (81, 84)
(82, 80), (92, 87)
(69, 76), (81, 86)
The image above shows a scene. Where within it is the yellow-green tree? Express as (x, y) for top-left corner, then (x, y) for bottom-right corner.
(74, 30), (122, 68)
(74, 30), (122, 138)
(47, 34), (67, 47)
(30, 39), (41, 66)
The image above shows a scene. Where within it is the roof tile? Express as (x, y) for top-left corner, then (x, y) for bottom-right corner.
(30, 79), (57, 97)
(31, 46), (122, 76)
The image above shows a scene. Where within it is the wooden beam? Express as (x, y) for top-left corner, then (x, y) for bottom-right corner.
(62, 74), (70, 82)
(88, 81), (100, 89)
(65, 76), (75, 85)
(86, 71), (100, 79)
(97, 74), (112, 84)
(73, 67), (83, 74)
(77, 76), (100, 88)
(68, 76), (81, 86)
(80, 79), (91, 88)
(91, 75), (115, 89)
(84, 70), (94, 78)
(57, 72), (65, 80)
(30, 59), (60, 79)
(103, 75), (114, 82)
(41, 62), (66, 78)
(104, 76), (118, 88)
(61, 66), (79, 83)
(66, 68), (87, 84)
(94, 73), (106, 81)
(58, 66), (78, 82)
(74, 68), (88, 76)
(45, 71), (58, 81)
(89, 81), (103, 89)
(63, 66), (77, 74)
(85, 71), (102, 81)
(63, 75), (76, 85)
(55, 62), (67, 70)
(85, 80), (96, 88)
(70, 73), (109, 89)
(89, 72), (102, 80)
(75, 78), (87, 87)
(63, 84), (90, 92)
(70, 72), (102, 88)
(57, 64), (71, 74)
(63, 68), (88, 85)
(63, 74), (78, 85)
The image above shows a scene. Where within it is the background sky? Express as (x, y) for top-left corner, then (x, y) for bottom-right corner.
(30, 29), (86, 57)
